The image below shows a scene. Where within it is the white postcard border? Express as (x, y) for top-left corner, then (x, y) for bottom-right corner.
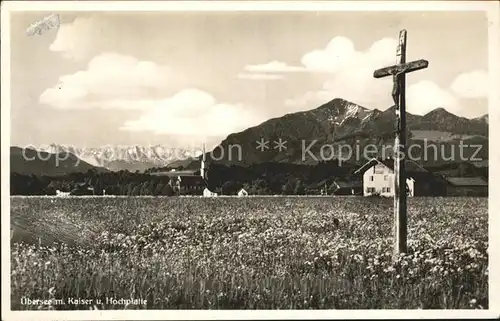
(1, 1), (499, 320)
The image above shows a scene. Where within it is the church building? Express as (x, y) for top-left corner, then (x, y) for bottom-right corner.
(150, 144), (209, 196)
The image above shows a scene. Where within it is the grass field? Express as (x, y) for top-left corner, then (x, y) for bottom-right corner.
(10, 196), (488, 309)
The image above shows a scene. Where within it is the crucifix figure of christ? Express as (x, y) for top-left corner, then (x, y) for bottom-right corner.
(373, 29), (428, 255)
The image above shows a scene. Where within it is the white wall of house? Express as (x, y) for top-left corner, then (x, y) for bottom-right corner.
(56, 189), (70, 197)
(407, 179), (414, 197)
(363, 162), (414, 197)
(237, 188), (249, 197)
(203, 188), (218, 197)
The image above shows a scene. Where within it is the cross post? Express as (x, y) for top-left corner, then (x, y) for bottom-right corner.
(373, 29), (428, 255)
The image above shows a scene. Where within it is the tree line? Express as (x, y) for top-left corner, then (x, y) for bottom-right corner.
(11, 161), (357, 196)
(11, 170), (175, 196)
(10, 160), (486, 196)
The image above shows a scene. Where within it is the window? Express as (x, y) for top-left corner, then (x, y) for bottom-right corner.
(382, 187), (391, 193)
(384, 175), (388, 181)
(366, 187), (375, 193)
(369, 176), (374, 181)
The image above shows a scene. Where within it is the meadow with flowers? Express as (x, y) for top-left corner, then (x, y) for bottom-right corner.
(11, 196), (487, 309)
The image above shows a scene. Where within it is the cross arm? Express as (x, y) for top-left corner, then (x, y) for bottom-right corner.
(373, 59), (429, 78)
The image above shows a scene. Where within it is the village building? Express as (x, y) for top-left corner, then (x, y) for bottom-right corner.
(306, 178), (362, 196)
(307, 178), (333, 195)
(354, 158), (447, 197)
(307, 178), (337, 195)
(56, 189), (70, 197)
(149, 144), (208, 196)
(331, 179), (363, 196)
(150, 168), (207, 195)
(69, 183), (95, 196)
(237, 188), (249, 197)
(445, 177), (488, 197)
(427, 161), (488, 179)
(203, 188), (218, 197)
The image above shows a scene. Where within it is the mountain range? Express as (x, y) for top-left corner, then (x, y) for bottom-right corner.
(11, 98), (488, 176)
(34, 145), (200, 172)
(10, 146), (107, 176)
(201, 98), (488, 167)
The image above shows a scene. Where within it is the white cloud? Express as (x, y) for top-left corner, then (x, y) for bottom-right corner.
(302, 36), (356, 73)
(244, 36), (396, 75)
(40, 52), (264, 137)
(407, 80), (459, 115)
(40, 53), (265, 137)
(450, 70), (488, 99)
(121, 89), (266, 136)
(237, 73), (284, 80)
(284, 90), (333, 108)
(39, 53), (171, 109)
(239, 37), (409, 109)
(279, 36), (487, 116)
(284, 36), (397, 108)
(244, 60), (305, 73)
(49, 16), (107, 61)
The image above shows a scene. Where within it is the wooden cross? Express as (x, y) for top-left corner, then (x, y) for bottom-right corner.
(373, 29), (428, 255)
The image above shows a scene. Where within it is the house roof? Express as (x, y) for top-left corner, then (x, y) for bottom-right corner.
(178, 176), (206, 185)
(446, 177), (488, 186)
(238, 188), (248, 194)
(333, 180), (362, 189)
(354, 158), (428, 176)
(310, 178), (336, 189)
(150, 170), (199, 177)
(204, 188), (218, 196)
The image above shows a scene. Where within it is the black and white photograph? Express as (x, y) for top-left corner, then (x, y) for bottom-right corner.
(2, 1), (499, 319)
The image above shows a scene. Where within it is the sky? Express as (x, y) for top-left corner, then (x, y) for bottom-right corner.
(10, 11), (489, 148)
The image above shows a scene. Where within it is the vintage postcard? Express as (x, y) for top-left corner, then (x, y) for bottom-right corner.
(1, 1), (499, 320)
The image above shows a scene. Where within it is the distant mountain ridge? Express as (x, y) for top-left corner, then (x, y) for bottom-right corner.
(10, 147), (107, 176)
(473, 114), (488, 124)
(201, 98), (488, 166)
(33, 144), (200, 172)
(12, 98), (488, 174)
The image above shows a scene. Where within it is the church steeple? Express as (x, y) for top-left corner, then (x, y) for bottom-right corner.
(200, 143), (206, 179)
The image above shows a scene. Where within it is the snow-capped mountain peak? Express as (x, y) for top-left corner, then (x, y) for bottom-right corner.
(33, 145), (200, 172)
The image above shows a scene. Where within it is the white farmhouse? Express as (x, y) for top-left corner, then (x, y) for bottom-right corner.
(56, 189), (70, 197)
(354, 158), (418, 197)
(237, 188), (249, 197)
(203, 188), (218, 197)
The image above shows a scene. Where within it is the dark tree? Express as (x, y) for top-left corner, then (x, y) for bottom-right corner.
(162, 183), (174, 196)
(294, 179), (305, 195)
(154, 182), (165, 196)
(222, 180), (238, 195)
(281, 178), (296, 195)
(131, 184), (142, 196)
